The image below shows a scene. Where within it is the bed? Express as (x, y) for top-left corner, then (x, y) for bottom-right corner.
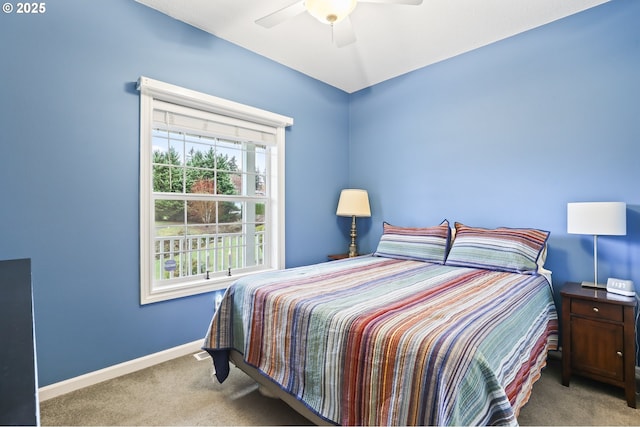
(203, 221), (558, 426)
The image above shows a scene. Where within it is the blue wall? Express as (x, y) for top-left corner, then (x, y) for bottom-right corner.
(350, 0), (640, 303)
(1, 0), (638, 387)
(0, 0), (349, 386)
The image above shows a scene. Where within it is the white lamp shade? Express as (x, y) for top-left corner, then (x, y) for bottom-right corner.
(305, 0), (357, 24)
(336, 189), (371, 217)
(567, 202), (626, 236)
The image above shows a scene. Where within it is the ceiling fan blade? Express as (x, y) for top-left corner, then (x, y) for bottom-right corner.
(358, 0), (423, 4)
(255, 1), (307, 28)
(333, 16), (356, 48)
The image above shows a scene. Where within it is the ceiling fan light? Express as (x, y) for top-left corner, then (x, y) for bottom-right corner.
(305, 0), (357, 25)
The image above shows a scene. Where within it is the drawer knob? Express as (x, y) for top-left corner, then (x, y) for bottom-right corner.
(592, 307), (599, 313)
(616, 351), (623, 358)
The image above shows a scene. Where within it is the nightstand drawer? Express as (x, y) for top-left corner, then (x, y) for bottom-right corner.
(571, 299), (622, 322)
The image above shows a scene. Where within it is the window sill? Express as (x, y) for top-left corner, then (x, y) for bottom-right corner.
(141, 268), (278, 305)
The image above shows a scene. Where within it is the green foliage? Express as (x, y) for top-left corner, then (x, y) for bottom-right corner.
(153, 148), (183, 221)
(152, 145), (241, 223)
(186, 147), (237, 196)
(153, 147), (183, 192)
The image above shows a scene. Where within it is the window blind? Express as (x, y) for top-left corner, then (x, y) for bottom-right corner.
(153, 100), (278, 145)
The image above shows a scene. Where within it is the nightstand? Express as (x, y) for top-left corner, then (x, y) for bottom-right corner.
(327, 253), (350, 261)
(561, 282), (637, 408)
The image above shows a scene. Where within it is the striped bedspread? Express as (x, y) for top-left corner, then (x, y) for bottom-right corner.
(204, 255), (558, 426)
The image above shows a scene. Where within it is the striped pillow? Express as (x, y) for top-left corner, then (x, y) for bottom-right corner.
(445, 222), (550, 274)
(374, 220), (450, 264)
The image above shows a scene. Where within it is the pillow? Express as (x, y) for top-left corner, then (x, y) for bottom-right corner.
(374, 220), (450, 264)
(445, 222), (549, 274)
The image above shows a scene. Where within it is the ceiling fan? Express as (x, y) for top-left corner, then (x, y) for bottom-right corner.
(255, 0), (424, 48)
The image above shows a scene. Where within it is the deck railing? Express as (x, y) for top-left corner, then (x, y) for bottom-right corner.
(154, 231), (264, 280)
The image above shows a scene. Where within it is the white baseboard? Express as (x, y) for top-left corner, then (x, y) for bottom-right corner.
(38, 339), (204, 402)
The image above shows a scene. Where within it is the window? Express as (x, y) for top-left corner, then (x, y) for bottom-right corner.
(137, 77), (293, 304)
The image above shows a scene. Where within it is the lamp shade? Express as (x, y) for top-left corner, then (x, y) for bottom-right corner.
(567, 202), (626, 236)
(336, 189), (371, 217)
(305, 0), (357, 24)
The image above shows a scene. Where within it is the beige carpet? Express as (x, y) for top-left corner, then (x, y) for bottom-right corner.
(40, 354), (639, 426)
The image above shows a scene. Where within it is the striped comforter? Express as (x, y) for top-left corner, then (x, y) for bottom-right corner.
(204, 255), (558, 426)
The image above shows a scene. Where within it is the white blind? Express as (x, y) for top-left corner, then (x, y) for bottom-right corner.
(153, 100), (277, 145)
(138, 76), (292, 146)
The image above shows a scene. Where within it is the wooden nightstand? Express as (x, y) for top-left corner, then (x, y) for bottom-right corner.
(327, 253), (350, 261)
(561, 282), (637, 408)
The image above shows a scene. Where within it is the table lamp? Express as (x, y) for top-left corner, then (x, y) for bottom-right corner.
(567, 201), (626, 288)
(336, 189), (371, 257)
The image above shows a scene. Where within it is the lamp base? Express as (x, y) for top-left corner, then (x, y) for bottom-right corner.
(348, 241), (357, 258)
(348, 215), (358, 258)
(580, 281), (607, 289)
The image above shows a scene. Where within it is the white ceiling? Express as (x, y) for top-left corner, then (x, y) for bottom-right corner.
(135, 0), (609, 93)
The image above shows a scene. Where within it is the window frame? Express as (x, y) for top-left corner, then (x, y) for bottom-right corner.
(137, 76), (293, 304)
